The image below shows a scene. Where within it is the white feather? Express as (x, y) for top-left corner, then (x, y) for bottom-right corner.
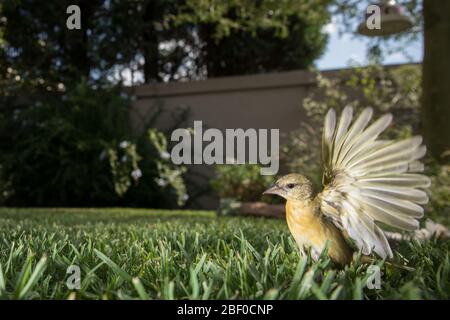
(318, 108), (429, 258)
(336, 107), (373, 166)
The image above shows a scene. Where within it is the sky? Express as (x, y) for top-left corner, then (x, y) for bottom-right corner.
(316, 18), (423, 70)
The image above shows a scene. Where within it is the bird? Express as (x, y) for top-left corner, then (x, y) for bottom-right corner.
(263, 106), (430, 266)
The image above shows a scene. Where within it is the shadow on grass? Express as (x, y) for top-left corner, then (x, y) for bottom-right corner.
(0, 207), (217, 226)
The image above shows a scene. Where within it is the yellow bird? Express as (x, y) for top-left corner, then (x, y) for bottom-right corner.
(264, 107), (430, 266)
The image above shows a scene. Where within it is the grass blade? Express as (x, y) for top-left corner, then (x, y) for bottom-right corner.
(18, 255), (48, 299)
(94, 249), (132, 282)
(132, 277), (149, 300)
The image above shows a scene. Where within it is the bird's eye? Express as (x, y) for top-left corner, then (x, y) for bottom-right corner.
(286, 183), (295, 189)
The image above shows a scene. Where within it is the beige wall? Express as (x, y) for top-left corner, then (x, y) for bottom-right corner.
(130, 68), (330, 136)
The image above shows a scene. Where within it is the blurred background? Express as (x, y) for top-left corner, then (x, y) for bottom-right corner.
(0, 1), (448, 219)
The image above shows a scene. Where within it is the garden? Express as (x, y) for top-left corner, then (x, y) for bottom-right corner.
(0, 0), (449, 301)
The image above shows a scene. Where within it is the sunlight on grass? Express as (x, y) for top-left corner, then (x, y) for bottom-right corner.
(0, 208), (448, 299)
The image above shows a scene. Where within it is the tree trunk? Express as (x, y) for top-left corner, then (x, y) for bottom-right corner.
(143, 32), (159, 83)
(142, 2), (160, 83)
(421, 0), (450, 163)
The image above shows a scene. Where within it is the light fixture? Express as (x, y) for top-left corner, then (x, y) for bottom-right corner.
(357, 0), (414, 37)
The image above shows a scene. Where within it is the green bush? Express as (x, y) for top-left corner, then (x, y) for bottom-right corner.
(0, 81), (187, 207)
(426, 158), (450, 223)
(211, 164), (274, 202)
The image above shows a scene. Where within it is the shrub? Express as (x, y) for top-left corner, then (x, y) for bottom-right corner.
(426, 158), (450, 223)
(211, 164), (274, 202)
(0, 81), (187, 207)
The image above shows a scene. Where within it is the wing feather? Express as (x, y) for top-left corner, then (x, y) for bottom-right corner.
(322, 108), (336, 169)
(348, 136), (423, 170)
(335, 107), (373, 166)
(318, 107), (429, 259)
(346, 197), (393, 257)
(332, 106), (353, 163)
(340, 114), (393, 168)
(356, 184), (428, 204)
(357, 174), (431, 188)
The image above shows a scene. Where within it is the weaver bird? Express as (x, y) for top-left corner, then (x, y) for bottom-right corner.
(264, 107), (430, 266)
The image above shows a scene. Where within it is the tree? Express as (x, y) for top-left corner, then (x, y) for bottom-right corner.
(0, 0), (332, 86)
(421, 0), (450, 163)
(176, 0), (331, 77)
(0, 1), (104, 90)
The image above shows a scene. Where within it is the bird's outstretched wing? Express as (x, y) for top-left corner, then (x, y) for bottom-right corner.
(318, 106), (430, 259)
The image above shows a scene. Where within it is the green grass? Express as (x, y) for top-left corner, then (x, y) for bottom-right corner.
(0, 208), (448, 300)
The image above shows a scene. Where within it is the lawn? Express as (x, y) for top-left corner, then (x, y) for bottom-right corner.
(0, 208), (448, 300)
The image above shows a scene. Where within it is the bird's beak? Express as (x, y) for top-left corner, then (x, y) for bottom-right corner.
(263, 185), (282, 196)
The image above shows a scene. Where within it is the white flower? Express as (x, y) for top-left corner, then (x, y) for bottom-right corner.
(119, 141), (130, 149)
(121, 155), (128, 163)
(160, 151), (170, 160)
(169, 170), (182, 179)
(156, 178), (167, 187)
(57, 83), (65, 91)
(131, 169), (142, 180)
(182, 194), (189, 201)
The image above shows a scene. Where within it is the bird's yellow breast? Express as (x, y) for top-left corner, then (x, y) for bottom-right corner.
(285, 199), (352, 265)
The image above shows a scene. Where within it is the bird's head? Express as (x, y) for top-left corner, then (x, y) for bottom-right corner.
(263, 173), (314, 202)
